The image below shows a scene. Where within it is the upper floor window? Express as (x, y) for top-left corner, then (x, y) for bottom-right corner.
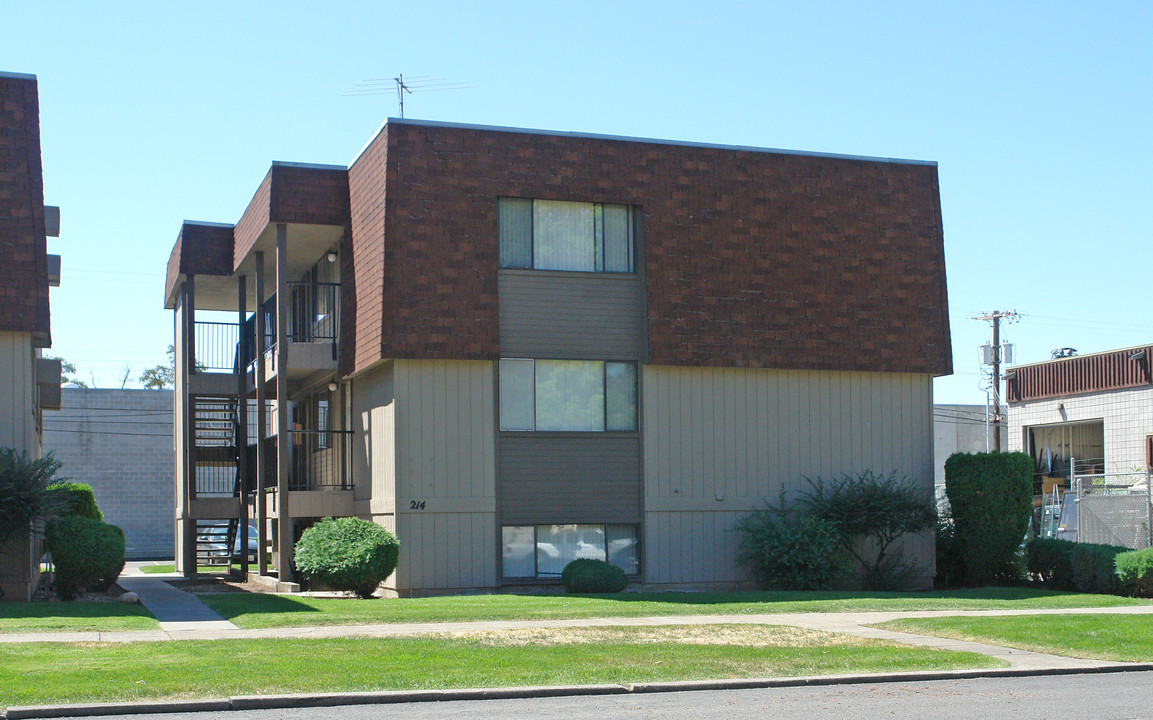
(499, 198), (634, 273)
(499, 358), (637, 432)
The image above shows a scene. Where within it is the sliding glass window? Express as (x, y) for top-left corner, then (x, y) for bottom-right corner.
(499, 359), (637, 432)
(498, 198), (634, 273)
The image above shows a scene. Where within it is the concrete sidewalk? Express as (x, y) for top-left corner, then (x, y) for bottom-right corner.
(115, 577), (237, 633)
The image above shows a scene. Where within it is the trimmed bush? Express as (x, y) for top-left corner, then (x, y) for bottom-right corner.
(45, 516), (125, 600)
(736, 504), (848, 590)
(561, 558), (628, 593)
(1116, 548), (1153, 597)
(801, 471), (937, 590)
(48, 482), (102, 521)
(944, 451), (1033, 585)
(294, 517), (400, 598)
(1026, 538), (1128, 594)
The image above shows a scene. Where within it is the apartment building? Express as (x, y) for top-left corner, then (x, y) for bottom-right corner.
(0, 71), (62, 600)
(164, 119), (951, 593)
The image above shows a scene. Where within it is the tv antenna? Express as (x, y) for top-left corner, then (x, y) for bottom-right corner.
(343, 75), (476, 118)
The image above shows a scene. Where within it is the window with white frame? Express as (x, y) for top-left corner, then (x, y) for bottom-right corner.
(499, 198), (634, 273)
(499, 359), (637, 432)
(502, 524), (639, 578)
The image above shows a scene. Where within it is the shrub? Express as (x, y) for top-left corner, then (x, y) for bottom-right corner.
(1026, 538), (1128, 594)
(801, 471), (937, 590)
(1027, 538), (1076, 589)
(1116, 548), (1153, 597)
(736, 498), (849, 590)
(48, 482), (102, 520)
(934, 515), (966, 589)
(294, 517), (400, 598)
(561, 558), (628, 593)
(944, 452), (1033, 585)
(45, 516), (125, 600)
(0, 449), (66, 544)
(1070, 542), (1126, 594)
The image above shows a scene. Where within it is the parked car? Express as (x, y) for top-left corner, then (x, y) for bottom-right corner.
(196, 522), (260, 563)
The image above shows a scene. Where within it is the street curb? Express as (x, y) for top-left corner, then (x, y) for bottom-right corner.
(7, 664), (1153, 719)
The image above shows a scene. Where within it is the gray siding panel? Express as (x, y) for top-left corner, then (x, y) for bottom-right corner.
(498, 435), (641, 525)
(498, 271), (644, 360)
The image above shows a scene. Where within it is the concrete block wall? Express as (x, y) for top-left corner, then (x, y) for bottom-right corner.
(1008, 386), (1153, 477)
(42, 388), (174, 559)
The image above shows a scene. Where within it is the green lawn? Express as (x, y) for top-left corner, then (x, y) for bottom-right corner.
(139, 564), (176, 574)
(0, 625), (1002, 706)
(0, 602), (158, 634)
(200, 587), (1149, 629)
(875, 614), (1153, 663)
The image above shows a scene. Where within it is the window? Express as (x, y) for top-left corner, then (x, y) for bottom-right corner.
(502, 524), (639, 578)
(499, 198), (634, 273)
(499, 359), (637, 432)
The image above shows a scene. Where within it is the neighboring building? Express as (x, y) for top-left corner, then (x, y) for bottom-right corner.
(0, 71), (62, 601)
(933, 404), (1000, 501)
(164, 119), (952, 593)
(42, 389), (175, 559)
(1006, 345), (1153, 547)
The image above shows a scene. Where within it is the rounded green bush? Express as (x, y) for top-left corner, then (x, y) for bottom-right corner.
(736, 509), (848, 590)
(48, 482), (102, 521)
(1116, 548), (1153, 597)
(44, 516), (125, 600)
(294, 517), (400, 598)
(561, 558), (628, 593)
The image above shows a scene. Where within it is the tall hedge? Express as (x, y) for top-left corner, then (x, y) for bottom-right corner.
(944, 451), (1033, 585)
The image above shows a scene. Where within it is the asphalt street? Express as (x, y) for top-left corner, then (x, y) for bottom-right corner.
(42, 671), (1153, 720)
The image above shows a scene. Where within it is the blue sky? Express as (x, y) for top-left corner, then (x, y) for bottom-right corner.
(5, 1), (1151, 404)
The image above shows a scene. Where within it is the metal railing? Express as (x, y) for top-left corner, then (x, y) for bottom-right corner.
(289, 429), (353, 491)
(288, 282), (340, 343)
(193, 321), (240, 373)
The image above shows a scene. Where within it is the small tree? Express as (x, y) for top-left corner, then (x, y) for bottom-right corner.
(801, 471), (937, 589)
(139, 345), (175, 390)
(0, 449), (67, 544)
(944, 451), (1033, 586)
(45, 357), (88, 388)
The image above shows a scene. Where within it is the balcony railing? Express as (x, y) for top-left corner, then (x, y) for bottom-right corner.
(193, 321), (240, 373)
(287, 282), (340, 343)
(289, 429), (354, 491)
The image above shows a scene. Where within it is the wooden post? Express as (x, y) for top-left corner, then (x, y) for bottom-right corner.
(255, 252), (269, 576)
(236, 274), (249, 578)
(275, 224), (293, 583)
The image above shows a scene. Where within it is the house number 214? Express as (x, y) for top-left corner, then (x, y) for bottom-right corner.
(409, 500), (426, 510)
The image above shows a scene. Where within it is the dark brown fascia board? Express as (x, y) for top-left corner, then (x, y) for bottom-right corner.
(164, 221), (235, 309)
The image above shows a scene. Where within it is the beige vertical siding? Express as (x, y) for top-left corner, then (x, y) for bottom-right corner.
(362, 360), (497, 591)
(0, 333), (34, 453)
(642, 366), (934, 585)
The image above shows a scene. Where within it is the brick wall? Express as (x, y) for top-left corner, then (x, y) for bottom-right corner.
(351, 121), (950, 375)
(42, 389), (175, 559)
(0, 73), (50, 343)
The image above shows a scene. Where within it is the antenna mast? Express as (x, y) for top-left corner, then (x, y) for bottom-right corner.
(394, 74), (412, 118)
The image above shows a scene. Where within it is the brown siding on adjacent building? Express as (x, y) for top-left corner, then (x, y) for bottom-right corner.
(365, 121), (950, 375)
(268, 164), (350, 228)
(1007, 346), (1153, 403)
(498, 435), (642, 525)
(232, 169), (272, 269)
(164, 223), (235, 303)
(0, 73), (50, 343)
(498, 271), (645, 360)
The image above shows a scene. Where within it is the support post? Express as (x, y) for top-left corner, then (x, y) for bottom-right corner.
(180, 276), (197, 577)
(255, 252), (269, 575)
(275, 224), (293, 582)
(236, 274), (249, 578)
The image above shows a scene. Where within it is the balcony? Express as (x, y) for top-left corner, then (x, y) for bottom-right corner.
(243, 282), (341, 381)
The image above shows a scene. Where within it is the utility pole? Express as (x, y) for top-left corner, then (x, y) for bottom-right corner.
(975, 310), (1020, 451)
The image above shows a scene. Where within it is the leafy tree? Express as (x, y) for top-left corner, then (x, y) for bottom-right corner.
(0, 449), (67, 544)
(139, 345), (175, 390)
(45, 356), (88, 388)
(801, 471), (937, 589)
